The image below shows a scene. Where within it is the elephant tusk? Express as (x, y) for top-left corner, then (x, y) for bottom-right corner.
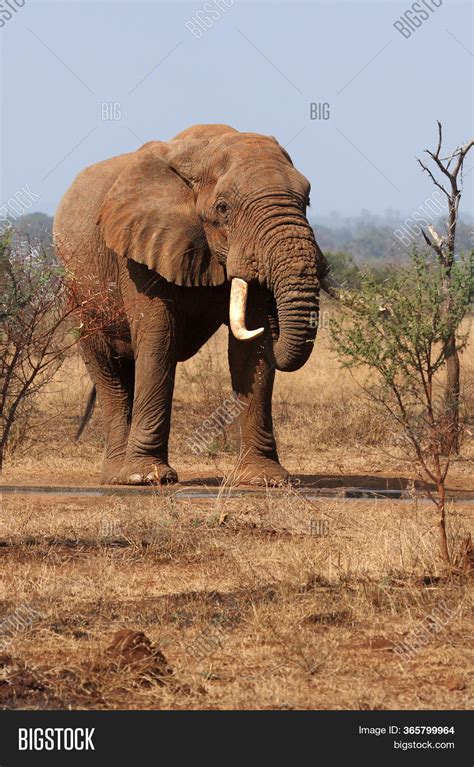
(229, 278), (264, 341)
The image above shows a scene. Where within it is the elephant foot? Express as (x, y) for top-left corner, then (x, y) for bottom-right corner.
(100, 457), (126, 485)
(112, 459), (178, 486)
(233, 455), (290, 487)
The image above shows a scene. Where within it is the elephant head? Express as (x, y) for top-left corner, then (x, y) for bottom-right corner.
(98, 124), (330, 372)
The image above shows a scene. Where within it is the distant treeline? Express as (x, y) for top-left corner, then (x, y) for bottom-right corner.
(313, 216), (472, 264)
(8, 212), (54, 252)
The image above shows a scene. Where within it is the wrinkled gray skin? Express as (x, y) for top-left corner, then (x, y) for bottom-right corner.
(54, 124), (331, 485)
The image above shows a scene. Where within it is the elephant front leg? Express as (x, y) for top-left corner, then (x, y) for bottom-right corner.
(119, 341), (178, 486)
(228, 299), (289, 486)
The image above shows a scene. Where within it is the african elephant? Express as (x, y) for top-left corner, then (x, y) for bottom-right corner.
(54, 123), (334, 486)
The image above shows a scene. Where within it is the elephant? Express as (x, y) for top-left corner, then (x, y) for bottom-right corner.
(54, 123), (337, 486)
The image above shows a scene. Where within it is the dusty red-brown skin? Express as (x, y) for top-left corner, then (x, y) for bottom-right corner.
(54, 124), (329, 485)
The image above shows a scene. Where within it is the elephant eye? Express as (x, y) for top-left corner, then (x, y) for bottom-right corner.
(216, 200), (230, 217)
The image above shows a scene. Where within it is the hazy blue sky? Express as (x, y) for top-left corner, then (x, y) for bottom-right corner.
(1, 0), (472, 219)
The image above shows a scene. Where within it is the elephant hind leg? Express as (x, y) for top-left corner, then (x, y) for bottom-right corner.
(80, 336), (134, 484)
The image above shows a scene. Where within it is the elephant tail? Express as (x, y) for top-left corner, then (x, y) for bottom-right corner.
(75, 384), (97, 441)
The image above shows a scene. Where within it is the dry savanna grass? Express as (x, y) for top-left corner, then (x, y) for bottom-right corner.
(1, 306), (473, 709)
(0, 491), (473, 710)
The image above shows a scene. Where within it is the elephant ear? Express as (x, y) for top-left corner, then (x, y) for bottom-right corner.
(97, 142), (225, 287)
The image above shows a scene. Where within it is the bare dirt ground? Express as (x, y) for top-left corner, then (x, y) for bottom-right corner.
(1, 317), (473, 709)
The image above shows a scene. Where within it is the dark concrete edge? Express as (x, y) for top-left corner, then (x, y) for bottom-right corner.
(2, 484), (474, 503)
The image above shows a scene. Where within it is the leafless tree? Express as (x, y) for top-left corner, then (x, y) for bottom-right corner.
(417, 121), (474, 454)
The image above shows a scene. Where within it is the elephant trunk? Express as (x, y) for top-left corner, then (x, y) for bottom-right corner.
(269, 245), (320, 372)
(228, 222), (321, 372)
